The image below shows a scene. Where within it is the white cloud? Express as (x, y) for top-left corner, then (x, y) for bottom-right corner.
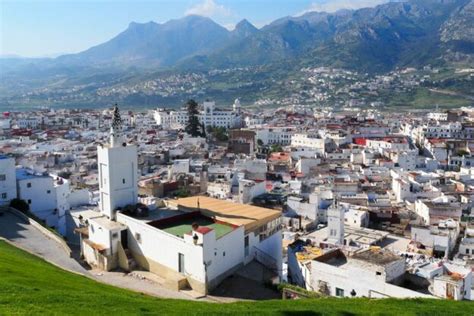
(299, 0), (390, 15)
(222, 23), (236, 31)
(185, 0), (232, 18)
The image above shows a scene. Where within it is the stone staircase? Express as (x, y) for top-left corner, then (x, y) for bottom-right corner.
(124, 249), (137, 271)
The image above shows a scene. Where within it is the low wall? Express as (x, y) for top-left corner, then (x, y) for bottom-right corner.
(131, 250), (207, 294)
(6, 207), (72, 257)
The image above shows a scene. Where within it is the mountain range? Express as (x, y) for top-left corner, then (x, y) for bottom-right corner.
(1, 0), (473, 109)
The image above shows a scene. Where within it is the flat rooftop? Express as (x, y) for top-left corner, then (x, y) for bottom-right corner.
(352, 249), (402, 266)
(307, 225), (389, 246)
(16, 168), (50, 181)
(169, 196), (281, 233)
(148, 212), (235, 239)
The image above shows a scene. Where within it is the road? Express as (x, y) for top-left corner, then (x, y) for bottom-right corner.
(0, 210), (89, 275)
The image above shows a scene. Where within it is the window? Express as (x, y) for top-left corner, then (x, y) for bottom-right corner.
(122, 178), (126, 184)
(1, 193), (6, 199)
(47, 190), (51, 194)
(467, 249), (470, 255)
(111, 232), (118, 239)
(27, 199), (31, 204)
(135, 232), (142, 243)
(245, 235), (250, 256)
(223, 251), (226, 257)
(27, 182), (32, 188)
(336, 288), (344, 297)
(376, 271), (382, 276)
(178, 253), (185, 274)
(0, 174), (5, 181)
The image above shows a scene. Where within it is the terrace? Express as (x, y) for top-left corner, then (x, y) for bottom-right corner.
(148, 211), (235, 239)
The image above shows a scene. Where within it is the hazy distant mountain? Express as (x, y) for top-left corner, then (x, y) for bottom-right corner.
(56, 15), (231, 68)
(185, 0), (473, 72)
(231, 19), (259, 39)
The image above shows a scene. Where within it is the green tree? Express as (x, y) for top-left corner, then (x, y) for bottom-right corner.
(175, 188), (190, 198)
(10, 198), (29, 213)
(270, 144), (283, 153)
(185, 99), (205, 137)
(207, 126), (228, 142)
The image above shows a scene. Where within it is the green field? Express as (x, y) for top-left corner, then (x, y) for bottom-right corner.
(383, 87), (472, 109)
(0, 240), (473, 315)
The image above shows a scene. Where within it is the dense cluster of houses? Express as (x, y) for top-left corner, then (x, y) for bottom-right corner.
(0, 102), (473, 300)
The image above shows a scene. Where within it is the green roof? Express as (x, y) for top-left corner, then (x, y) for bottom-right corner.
(155, 215), (233, 239)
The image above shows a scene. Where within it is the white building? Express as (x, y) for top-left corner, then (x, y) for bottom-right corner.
(295, 158), (321, 175)
(344, 207), (369, 228)
(411, 219), (460, 258)
(97, 106), (138, 219)
(255, 127), (294, 145)
(0, 156), (16, 206)
(244, 116), (264, 128)
(366, 137), (411, 153)
(414, 200), (462, 226)
(309, 249), (432, 299)
(234, 158), (267, 181)
(207, 181), (231, 199)
(154, 100), (242, 130)
(16, 168), (88, 236)
(16, 168), (58, 227)
(238, 179), (266, 204)
(327, 202), (345, 245)
(427, 112), (448, 121)
(286, 193), (319, 222)
(0, 119), (11, 129)
(432, 263), (472, 300)
(171, 159), (190, 175)
(17, 118), (40, 129)
(291, 133), (325, 154)
(388, 150), (417, 170)
(458, 224), (474, 259)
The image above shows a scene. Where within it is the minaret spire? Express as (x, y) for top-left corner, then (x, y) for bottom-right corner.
(110, 104), (123, 147)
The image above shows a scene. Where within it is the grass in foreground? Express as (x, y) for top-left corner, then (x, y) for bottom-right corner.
(0, 240), (472, 315)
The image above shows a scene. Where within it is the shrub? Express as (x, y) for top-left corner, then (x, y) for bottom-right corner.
(10, 198), (29, 213)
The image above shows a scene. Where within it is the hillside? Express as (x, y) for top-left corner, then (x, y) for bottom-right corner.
(57, 15), (231, 68)
(0, 0), (473, 110)
(0, 240), (473, 315)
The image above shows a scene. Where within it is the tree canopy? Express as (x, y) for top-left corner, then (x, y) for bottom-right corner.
(184, 99), (205, 137)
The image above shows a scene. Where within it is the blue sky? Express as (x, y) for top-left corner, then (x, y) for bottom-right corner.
(0, 0), (389, 57)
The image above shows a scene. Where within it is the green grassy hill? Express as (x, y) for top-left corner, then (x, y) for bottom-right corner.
(0, 240), (472, 315)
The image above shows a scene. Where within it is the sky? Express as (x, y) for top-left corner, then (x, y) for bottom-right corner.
(0, 0), (390, 58)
